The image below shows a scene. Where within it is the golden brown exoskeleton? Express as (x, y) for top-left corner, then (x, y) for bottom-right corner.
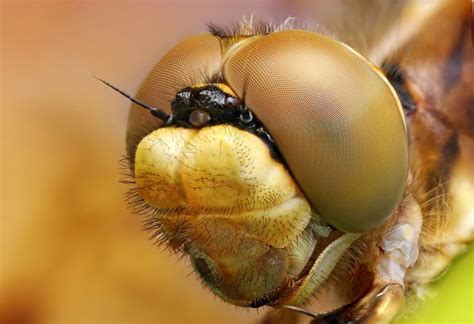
(101, 0), (473, 322)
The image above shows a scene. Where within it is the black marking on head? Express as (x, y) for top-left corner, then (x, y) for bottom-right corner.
(382, 62), (417, 116)
(171, 85), (237, 126)
(169, 84), (283, 161)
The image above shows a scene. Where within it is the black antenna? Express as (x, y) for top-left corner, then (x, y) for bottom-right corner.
(91, 74), (171, 122)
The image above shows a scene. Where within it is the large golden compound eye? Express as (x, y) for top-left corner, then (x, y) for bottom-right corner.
(125, 33), (222, 159)
(223, 30), (409, 233)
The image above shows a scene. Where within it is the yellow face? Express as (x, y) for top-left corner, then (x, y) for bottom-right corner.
(134, 124), (316, 305)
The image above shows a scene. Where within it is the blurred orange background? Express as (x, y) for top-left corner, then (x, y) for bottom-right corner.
(1, 1), (472, 324)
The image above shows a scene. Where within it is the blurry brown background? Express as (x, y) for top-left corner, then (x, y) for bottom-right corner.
(1, 1), (472, 324)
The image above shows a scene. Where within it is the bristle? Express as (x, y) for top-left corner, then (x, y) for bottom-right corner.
(207, 16), (335, 39)
(119, 154), (185, 252)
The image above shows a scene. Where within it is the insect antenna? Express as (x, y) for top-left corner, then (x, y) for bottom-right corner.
(91, 74), (172, 123)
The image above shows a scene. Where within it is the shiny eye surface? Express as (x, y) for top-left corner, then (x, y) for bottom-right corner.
(223, 30), (408, 232)
(126, 34), (222, 158)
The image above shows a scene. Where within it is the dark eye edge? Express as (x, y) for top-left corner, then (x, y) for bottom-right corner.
(382, 61), (417, 116)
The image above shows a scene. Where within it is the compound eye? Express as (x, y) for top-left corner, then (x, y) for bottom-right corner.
(126, 34), (222, 158)
(223, 30), (408, 233)
(189, 109), (211, 128)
